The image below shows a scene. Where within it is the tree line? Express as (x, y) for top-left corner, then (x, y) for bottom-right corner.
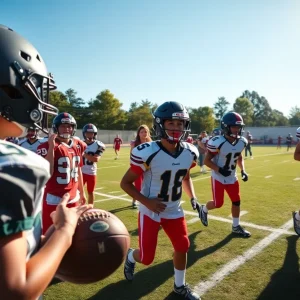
(50, 88), (300, 134)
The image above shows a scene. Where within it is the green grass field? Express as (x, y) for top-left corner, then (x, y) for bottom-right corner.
(43, 145), (300, 300)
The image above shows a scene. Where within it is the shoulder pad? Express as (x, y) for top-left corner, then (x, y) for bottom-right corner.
(131, 142), (159, 162)
(181, 142), (199, 158)
(96, 140), (106, 150)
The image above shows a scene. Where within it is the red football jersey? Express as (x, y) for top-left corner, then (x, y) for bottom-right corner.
(37, 138), (86, 199)
(114, 137), (123, 146)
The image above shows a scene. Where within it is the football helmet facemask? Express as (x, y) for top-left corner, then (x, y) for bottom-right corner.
(153, 101), (191, 143)
(221, 112), (245, 138)
(82, 123), (97, 141)
(26, 126), (39, 139)
(0, 25), (58, 135)
(52, 112), (77, 139)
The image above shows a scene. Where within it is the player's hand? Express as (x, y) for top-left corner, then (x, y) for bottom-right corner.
(50, 193), (92, 235)
(191, 198), (200, 213)
(48, 133), (57, 148)
(80, 193), (87, 205)
(241, 170), (248, 182)
(218, 167), (231, 177)
(145, 197), (166, 214)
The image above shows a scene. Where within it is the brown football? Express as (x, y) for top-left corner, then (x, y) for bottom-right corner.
(53, 209), (130, 284)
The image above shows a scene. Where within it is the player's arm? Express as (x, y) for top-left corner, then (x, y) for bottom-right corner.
(120, 168), (149, 205)
(198, 140), (206, 150)
(204, 151), (219, 172)
(237, 153), (245, 171)
(83, 153), (99, 163)
(294, 142), (300, 161)
(44, 134), (57, 175)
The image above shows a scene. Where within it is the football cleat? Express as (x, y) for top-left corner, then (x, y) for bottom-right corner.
(232, 225), (251, 238)
(199, 205), (208, 227)
(124, 248), (136, 281)
(292, 211), (300, 236)
(174, 283), (201, 300)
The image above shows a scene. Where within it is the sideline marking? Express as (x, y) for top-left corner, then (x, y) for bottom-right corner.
(265, 175), (273, 179)
(193, 219), (293, 296)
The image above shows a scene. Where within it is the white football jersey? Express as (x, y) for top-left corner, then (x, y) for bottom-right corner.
(207, 135), (247, 184)
(81, 140), (105, 175)
(18, 138), (45, 153)
(0, 140), (50, 260)
(130, 141), (199, 221)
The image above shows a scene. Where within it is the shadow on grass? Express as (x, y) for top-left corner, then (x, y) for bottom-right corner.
(88, 231), (234, 300)
(257, 235), (300, 300)
(109, 205), (134, 214)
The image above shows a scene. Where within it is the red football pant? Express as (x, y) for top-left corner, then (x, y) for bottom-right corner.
(211, 177), (240, 208)
(83, 173), (96, 194)
(42, 195), (79, 234)
(138, 213), (190, 265)
(115, 145), (120, 151)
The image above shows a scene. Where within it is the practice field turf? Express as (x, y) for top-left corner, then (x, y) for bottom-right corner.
(43, 145), (300, 300)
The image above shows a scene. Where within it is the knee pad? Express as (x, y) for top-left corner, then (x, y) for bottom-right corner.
(232, 201), (241, 207)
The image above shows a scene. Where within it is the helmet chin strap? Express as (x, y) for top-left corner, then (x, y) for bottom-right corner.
(165, 131), (183, 143)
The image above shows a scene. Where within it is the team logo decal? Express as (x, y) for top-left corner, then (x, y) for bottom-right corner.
(90, 221), (109, 232)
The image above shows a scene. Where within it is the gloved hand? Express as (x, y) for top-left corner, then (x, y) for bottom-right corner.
(218, 167), (231, 177)
(241, 170), (248, 182)
(191, 198), (200, 213)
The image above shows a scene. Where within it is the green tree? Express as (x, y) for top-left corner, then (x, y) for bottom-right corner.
(65, 88), (85, 108)
(189, 106), (215, 134)
(289, 106), (300, 125)
(88, 89), (127, 129)
(269, 110), (289, 126)
(233, 97), (253, 125)
(214, 97), (230, 121)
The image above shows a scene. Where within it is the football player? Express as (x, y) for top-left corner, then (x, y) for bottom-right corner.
(82, 123), (106, 205)
(245, 131), (253, 159)
(130, 124), (152, 208)
(37, 112), (87, 233)
(121, 101), (201, 300)
(113, 134), (123, 159)
(0, 25), (91, 299)
(292, 127), (300, 236)
(18, 126), (44, 153)
(286, 133), (293, 151)
(199, 112), (251, 237)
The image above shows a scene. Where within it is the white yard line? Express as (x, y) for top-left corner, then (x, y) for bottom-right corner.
(265, 175), (273, 179)
(94, 187), (104, 190)
(193, 219), (293, 296)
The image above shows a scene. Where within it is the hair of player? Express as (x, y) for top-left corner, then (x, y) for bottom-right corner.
(133, 124), (152, 147)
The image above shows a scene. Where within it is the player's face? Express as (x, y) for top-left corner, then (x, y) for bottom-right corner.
(85, 132), (94, 140)
(139, 128), (148, 139)
(229, 126), (240, 137)
(164, 119), (184, 141)
(58, 123), (73, 138)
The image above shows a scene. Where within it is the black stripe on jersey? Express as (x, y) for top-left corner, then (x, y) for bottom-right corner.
(207, 144), (216, 150)
(157, 141), (184, 159)
(145, 148), (161, 167)
(218, 140), (227, 150)
(130, 155), (144, 164)
(131, 153), (142, 159)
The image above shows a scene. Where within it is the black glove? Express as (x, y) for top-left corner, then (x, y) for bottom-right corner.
(241, 170), (248, 182)
(191, 198), (200, 213)
(218, 167), (231, 177)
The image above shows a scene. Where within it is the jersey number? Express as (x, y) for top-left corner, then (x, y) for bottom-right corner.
(224, 152), (240, 170)
(158, 169), (188, 202)
(57, 156), (80, 184)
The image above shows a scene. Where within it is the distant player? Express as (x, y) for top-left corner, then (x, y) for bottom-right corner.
(245, 131), (253, 159)
(277, 135), (282, 149)
(286, 133), (293, 151)
(199, 112), (251, 237)
(37, 112), (87, 233)
(82, 123), (106, 205)
(121, 101), (201, 299)
(113, 134), (123, 159)
(198, 131), (209, 173)
(18, 127), (45, 153)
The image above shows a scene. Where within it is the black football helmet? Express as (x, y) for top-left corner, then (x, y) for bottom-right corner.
(52, 112), (77, 138)
(82, 123), (97, 141)
(221, 112), (245, 138)
(0, 25), (58, 134)
(153, 101), (190, 143)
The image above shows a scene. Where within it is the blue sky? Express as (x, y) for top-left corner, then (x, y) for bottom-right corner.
(1, 0), (299, 117)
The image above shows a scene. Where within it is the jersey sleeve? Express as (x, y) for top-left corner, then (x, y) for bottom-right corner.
(0, 164), (48, 237)
(206, 137), (220, 154)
